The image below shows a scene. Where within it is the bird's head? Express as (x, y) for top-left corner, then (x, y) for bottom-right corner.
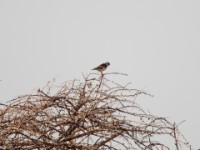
(105, 62), (110, 66)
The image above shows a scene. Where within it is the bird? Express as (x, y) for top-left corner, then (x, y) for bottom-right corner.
(92, 62), (110, 73)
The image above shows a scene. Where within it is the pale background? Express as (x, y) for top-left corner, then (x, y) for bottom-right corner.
(0, 0), (200, 149)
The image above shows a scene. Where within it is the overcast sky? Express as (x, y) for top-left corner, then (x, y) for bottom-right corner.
(0, 0), (200, 148)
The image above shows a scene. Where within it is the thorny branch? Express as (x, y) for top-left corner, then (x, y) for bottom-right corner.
(0, 73), (191, 149)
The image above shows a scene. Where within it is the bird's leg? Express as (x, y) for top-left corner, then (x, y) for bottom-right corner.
(100, 72), (104, 77)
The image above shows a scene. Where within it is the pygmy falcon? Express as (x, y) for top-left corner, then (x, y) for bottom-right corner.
(92, 62), (110, 73)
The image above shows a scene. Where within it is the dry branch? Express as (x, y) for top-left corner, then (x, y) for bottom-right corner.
(0, 73), (191, 149)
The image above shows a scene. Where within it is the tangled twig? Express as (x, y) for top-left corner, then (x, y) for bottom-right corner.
(0, 73), (191, 149)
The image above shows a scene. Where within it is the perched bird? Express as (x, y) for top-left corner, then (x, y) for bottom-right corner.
(92, 62), (110, 73)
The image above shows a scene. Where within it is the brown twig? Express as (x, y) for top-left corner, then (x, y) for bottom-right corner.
(0, 73), (191, 149)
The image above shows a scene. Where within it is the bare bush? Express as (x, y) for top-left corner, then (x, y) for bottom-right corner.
(0, 73), (191, 149)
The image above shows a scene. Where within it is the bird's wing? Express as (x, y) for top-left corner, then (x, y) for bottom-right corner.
(92, 66), (102, 70)
(99, 63), (107, 68)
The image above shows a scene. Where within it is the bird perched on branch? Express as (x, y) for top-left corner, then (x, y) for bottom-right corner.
(92, 62), (110, 73)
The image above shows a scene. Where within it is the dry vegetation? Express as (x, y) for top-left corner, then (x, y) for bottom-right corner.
(0, 73), (191, 149)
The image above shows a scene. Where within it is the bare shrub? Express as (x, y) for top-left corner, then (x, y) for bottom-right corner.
(0, 73), (191, 149)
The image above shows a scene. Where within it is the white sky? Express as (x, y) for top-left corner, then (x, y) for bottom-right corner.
(0, 0), (200, 148)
